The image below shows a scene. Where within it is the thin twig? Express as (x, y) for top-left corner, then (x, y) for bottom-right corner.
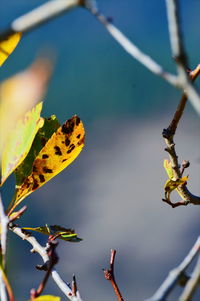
(165, 0), (187, 67)
(162, 64), (200, 207)
(31, 240), (59, 299)
(8, 206), (27, 223)
(84, 0), (200, 115)
(146, 236), (200, 301)
(179, 255), (200, 301)
(0, 193), (9, 268)
(10, 225), (83, 301)
(168, 64), (200, 134)
(0, 269), (8, 301)
(83, 1), (178, 88)
(0, 268), (14, 301)
(0, 0), (178, 89)
(165, 0), (200, 115)
(0, 0), (81, 39)
(103, 249), (124, 301)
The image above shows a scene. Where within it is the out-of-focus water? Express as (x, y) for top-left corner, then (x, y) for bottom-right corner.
(1, 1), (200, 300)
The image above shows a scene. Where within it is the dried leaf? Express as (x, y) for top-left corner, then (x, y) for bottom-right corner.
(0, 32), (22, 66)
(10, 116), (85, 211)
(23, 225), (82, 242)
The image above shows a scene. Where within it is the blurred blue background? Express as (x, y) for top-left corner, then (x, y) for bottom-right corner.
(1, 0), (200, 300)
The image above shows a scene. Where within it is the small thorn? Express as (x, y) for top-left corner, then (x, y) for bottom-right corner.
(72, 274), (77, 296)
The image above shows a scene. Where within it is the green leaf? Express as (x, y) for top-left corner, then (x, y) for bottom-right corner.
(163, 159), (174, 179)
(23, 225), (82, 242)
(29, 295), (60, 301)
(1, 102), (44, 185)
(15, 115), (60, 186)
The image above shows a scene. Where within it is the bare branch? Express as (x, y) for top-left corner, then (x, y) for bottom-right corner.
(31, 240), (59, 299)
(146, 237), (200, 301)
(103, 249), (124, 301)
(10, 225), (83, 301)
(162, 64), (200, 207)
(84, 1), (200, 114)
(168, 64), (200, 134)
(0, 268), (14, 301)
(0, 269), (8, 301)
(165, 0), (200, 115)
(0, 0), (81, 40)
(165, 0), (187, 65)
(0, 193), (9, 267)
(12, 0), (81, 33)
(83, 2), (178, 87)
(179, 255), (200, 301)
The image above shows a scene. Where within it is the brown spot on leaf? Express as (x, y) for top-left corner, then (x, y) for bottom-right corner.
(43, 167), (53, 173)
(61, 124), (68, 134)
(65, 138), (70, 146)
(62, 159), (67, 162)
(76, 116), (80, 125)
(39, 174), (45, 183)
(76, 134), (81, 139)
(54, 146), (62, 156)
(32, 179), (39, 190)
(78, 135), (85, 145)
(42, 154), (49, 159)
(33, 165), (37, 172)
(62, 119), (74, 134)
(67, 144), (75, 154)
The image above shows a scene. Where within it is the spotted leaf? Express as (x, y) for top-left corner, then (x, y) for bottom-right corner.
(10, 116), (85, 212)
(0, 32), (22, 66)
(15, 115), (60, 186)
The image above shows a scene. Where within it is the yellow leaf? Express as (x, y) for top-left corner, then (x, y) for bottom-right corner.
(0, 32), (22, 66)
(13, 116), (85, 208)
(0, 59), (52, 184)
(1, 102), (44, 185)
(164, 176), (188, 200)
(30, 295), (60, 301)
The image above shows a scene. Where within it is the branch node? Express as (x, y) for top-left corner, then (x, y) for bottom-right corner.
(103, 249), (124, 301)
(36, 261), (49, 271)
(162, 128), (175, 139)
(162, 198), (189, 208)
